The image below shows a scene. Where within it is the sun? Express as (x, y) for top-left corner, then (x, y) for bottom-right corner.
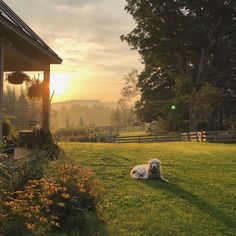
(50, 73), (69, 96)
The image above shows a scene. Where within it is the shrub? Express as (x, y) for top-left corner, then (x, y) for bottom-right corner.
(48, 164), (103, 232)
(0, 164), (103, 235)
(19, 128), (62, 160)
(10, 153), (48, 191)
(3, 115), (19, 142)
(0, 178), (66, 235)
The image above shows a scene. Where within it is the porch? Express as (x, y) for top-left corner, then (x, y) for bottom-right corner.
(0, 0), (62, 143)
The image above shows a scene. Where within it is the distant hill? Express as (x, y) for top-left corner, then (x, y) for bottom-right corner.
(51, 99), (118, 129)
(52, 99), (117, 111)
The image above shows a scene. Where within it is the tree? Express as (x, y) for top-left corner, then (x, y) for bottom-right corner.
(16, 88), (29, 126)
(79, 117), (85, 129)
(118, 69), (140, 126)
(3, 87), (17, 116)
(122, 0), (236, 131)
(65, 114), (70, 129)
(110, 108), (121, 126)
(118, 69), (140, 108)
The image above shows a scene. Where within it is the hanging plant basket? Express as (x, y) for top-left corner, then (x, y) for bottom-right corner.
(6, 71), (31, 85)
(27, 79), (44, 99)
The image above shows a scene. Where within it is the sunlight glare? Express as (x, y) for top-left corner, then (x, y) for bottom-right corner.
(50, 73), (69, 96)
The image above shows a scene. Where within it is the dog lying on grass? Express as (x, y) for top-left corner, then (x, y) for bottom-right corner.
(130, 159), (169, 182)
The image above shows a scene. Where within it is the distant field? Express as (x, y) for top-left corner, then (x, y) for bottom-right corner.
(59, 142), (236, 236)
(118, 131), (148, 137)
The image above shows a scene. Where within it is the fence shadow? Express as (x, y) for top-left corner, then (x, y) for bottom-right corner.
(144, 181), (236, 230)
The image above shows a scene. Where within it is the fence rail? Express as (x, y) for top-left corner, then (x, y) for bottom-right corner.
(114, 134), (181, 143)
(113, 130), (236, 143)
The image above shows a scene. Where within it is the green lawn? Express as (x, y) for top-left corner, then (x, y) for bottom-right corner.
(59, 142), (236, 236)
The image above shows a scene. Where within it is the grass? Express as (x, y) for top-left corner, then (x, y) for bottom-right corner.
(59, 142), (236, 236)
(118, 131), (148, 137)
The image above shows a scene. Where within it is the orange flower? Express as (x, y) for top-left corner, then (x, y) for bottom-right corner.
(26, 223), (36, 231)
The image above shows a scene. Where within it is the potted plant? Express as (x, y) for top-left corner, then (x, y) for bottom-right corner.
(26, 78), (44, 99)
(6, 71), (30, 85)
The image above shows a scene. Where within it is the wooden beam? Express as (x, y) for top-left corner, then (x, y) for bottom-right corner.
(0, 45), (4, 143)
(42, 65), (50, 130)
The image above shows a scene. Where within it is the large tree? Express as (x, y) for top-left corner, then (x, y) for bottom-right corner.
(122, 0), (236, 131)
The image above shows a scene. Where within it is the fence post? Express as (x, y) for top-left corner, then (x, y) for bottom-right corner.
(202, 130), (206, 142)
(201, 130), (203, 142)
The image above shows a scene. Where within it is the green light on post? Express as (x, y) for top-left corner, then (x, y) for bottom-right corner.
(171, 105), (176, 110)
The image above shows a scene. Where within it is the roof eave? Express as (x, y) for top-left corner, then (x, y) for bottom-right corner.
(0, 16), (62, 65)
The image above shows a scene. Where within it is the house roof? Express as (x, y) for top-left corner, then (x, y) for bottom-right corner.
(0, 0), (62, 71)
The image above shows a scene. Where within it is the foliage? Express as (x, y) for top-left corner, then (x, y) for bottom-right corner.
(3, 115), (19, 141)
(9, 153), (48, 191)
(51, 103), (114, 130)
(122, 0), (236, 131)
(55, 127), (112, 143)
(110, 107), (137, 126)
(19, 128), (62, 160)
(191, 84), (223, 129)
(146, 117), (169, 133)
(110, 108), (121, 126)
(26, 78), (44, 99)
(79, 117), (85, 129)
(3, 87), (41, 128)
(0, 161), (11, 180)
(118, 69), (140, 108)
(0, 162), (103, 236)
(55, 127), (88, 137)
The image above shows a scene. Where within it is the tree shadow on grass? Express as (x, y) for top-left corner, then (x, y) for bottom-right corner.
(144, 181), (236, 230)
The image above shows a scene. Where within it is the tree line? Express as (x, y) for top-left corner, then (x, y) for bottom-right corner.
(51, 104), (136, 130)
(3, 87), (41, 128)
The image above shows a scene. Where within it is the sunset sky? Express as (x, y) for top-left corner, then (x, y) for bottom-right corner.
(4, 0), (142, 102)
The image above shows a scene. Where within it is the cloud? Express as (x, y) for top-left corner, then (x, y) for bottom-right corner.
(4, 0), (142, 101)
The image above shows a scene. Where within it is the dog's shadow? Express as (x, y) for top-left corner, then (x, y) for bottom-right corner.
(143, 180), (236, 230)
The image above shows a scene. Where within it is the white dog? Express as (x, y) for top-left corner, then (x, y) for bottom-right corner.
(130, 159), (169, 182)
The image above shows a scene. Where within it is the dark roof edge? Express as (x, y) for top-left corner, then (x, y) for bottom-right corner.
(0, 0), (62, 64)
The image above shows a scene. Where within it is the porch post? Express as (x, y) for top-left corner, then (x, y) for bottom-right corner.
(0, 45), (4, 143)
(42, 65), (50, 130)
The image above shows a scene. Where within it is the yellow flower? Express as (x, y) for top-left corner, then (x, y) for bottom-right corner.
(58, 202), (65, 207)
(54, 222), (60, 227)
(39, 216), (47, 223)
(61, 193), (70, 199)
(26, 223), (36, 231)
(45, 199), (53, 205)
(23, 213), (31, 219)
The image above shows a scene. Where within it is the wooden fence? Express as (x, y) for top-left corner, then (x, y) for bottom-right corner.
(113, 130), (236, 143)
(113, 134), (181, 143)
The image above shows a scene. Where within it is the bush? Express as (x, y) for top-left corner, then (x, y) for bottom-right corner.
(19, 128), (62, 160)
(0, 164), (103, 235)
(10, 153), (48, 191)
(3, 116), (19, 142)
